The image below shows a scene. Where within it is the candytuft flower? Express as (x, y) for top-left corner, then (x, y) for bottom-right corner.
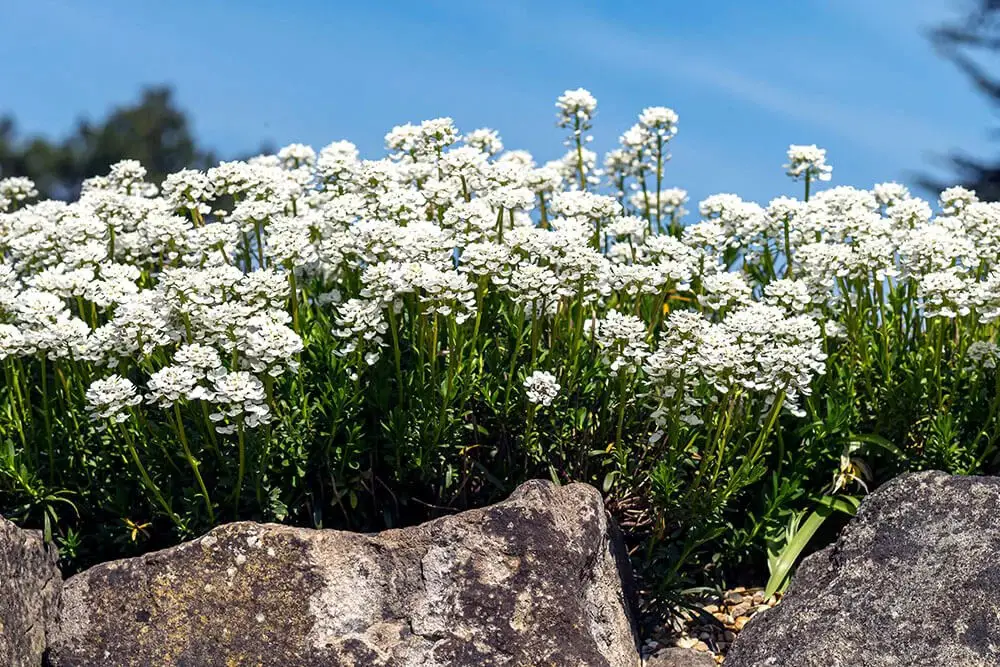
(524, 370), (560, 407)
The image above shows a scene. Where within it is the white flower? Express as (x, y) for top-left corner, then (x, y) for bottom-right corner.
(638, 106), (679, 139)
(556, 88), (598, 135)
(0, 177), (38, 211)
(940, 186), (978, 216)
(588, 309), (649, 376)
(464, 128), (504, 156)
(174, 343), (226, 379)
(278, 143), (317, 169)
(460, 242), (519, 287)
(784, 144), (832, 182)
(967, 341), (998, 370)
(86, 375), (142, 423)
(208, 371), (271, 434)
(0, 324), (29, 360)
(238, 314), (304, 377)
(873, 182), (910, 207)
(524, 370), (560, 407)
(266, 214), (319, 267)
(699, 272), (752, 312)
(147, 365), (209, 407)
(161, 169), (214, 214)
(646, 303), (825, 418)
(919, 268), (971, 319)
(317, 140), (360, 186)
(764, 278), (813, 313)
(551, 191), (622, 221)
(107, 160), (148, 193)
(886, 197), (932, 229)
(333, 298), (388, 362)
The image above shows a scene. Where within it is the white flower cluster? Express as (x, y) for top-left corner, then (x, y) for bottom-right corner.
(556, 88), (598, 135)
(784, 144), (832, 182)
(967, 341), (999, 370)
(85, 375), (142, 424)
(645, 303), (827, 433)
(6, 87), (995, 450)
(589, 310), (650, 376)
(0, 177), (38, 212)
(523, 370), (560, 407)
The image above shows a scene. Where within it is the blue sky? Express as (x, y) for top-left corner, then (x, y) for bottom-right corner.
(1, 0), (995, 206)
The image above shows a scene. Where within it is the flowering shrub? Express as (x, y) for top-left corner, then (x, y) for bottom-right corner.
(1, 90), (999, 596)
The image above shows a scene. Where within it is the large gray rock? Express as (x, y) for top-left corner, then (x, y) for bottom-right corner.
(726, 471), (1000, 667)
(0, 515), (61, 667)
(47, 480), (639, 666)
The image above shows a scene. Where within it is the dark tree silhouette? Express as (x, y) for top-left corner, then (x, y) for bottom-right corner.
(0, 86), (220, 200)
(927, 1), (1000, 199)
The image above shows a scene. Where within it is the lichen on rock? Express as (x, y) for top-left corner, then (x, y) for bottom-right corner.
(0, 515), (61, 667)
(46, 480), (640, 666)
(726, 471), (1000, 667)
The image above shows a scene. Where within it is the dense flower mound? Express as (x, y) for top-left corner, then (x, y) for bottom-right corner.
(2, 89), (999, 591)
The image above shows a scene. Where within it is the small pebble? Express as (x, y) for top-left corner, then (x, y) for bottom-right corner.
(639, 585), (781, 665)
(730, 602), (751, 617)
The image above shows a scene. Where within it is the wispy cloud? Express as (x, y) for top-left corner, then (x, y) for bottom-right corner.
(466, 1), (977, 161)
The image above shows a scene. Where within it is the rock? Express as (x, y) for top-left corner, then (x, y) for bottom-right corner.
(647, 646), (715, 667)
(47, 480), (640, 666)
(728, 601), (751, 618)
(723, 591), (744, 604)
(0, 515), (60, 667)
(727, 471), (1000, 667)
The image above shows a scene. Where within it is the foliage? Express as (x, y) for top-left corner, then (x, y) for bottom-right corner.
(925, 0), (1000, 199)
(0, 90), (999, 607)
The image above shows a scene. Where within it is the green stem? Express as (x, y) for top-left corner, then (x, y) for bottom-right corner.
(501, 310), (526, 413)
(783, 217), (793, 278)
(387, 307), (405, 406)
(288, 268), (301, 334)
(173, 404), (215, 523)
(233, 422), (246, 509)
(122, 424), (184, 529)
(39, 355), (53, 481)
(614, 373), (629, 451)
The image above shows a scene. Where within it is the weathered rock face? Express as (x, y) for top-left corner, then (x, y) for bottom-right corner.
(0, 515), (61, 667)
(726, 471), (1000, 667)
(47, 480), (640, 666)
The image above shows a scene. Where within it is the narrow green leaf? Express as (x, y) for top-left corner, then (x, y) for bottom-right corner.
(764, 494), (858, 598)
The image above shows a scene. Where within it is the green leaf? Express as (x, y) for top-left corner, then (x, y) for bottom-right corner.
(470, 461), (507, 492)
(848, 433), (904, 458)
(548, 465), (561, 485)
(602, 471), (617, 493)
(764, 494), (858, 598)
